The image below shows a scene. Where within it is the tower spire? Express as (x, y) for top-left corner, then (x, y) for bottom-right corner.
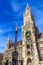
(23, 3), (34, 25)
(25, 3), (30, 15)
(26, 3), (30, 10)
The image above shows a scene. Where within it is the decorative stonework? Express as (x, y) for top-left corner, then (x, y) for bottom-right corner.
(2, 3), (43, 65)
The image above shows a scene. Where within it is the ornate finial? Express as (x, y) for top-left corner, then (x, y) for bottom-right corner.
(16, 26), (18, 31)
(15, 26), (18, 43)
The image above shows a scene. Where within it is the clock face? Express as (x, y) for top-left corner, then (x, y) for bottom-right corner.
(26, 30), (31, 42)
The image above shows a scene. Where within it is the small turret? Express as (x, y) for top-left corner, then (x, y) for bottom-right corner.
(6, 36), (11, 49)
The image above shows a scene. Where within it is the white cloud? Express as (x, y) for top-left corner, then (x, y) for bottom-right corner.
(31, 7), (43, 32)
(0, 21), (16, 35)
(32, 7), (43, 24)
(0, 29), (12, 35)
(0, 36), (7, 53)
(0, 49), (4, 53)
(11, 2), (20, 12)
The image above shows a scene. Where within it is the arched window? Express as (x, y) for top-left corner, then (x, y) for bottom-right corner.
(27, 58), (32, 65)
(27, 51), (30, 55)
(5, 60), (8, 65)
(12, 58), (17, 65)
(26, 44), (30, 49)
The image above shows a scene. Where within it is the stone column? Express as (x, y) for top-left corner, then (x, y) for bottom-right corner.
(3, 62), (5, 65)
(23, 57), (27, 65)
(9, 62), (11, 65)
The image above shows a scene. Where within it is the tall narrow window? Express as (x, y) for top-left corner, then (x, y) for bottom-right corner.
(27, 58), (32, 65)
(5, 60), (8, 65)
(21, 60), (23, 65)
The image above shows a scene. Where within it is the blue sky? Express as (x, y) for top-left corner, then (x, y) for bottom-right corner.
(0, 0), (43, 53)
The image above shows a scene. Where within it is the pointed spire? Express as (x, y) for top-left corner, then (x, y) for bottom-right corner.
(6, 36), (11, 49)
(25, 3), (30, 15)
(7, 36), (10, 43)
(26, 3), (30, 10)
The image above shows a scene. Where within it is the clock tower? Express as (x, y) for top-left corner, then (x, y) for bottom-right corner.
(22, 4), (39, 65)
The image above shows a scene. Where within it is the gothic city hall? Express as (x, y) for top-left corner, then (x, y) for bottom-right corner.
(2, 4), (43, 65)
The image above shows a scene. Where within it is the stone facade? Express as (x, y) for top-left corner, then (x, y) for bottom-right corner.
(2, 4), (43, 65)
